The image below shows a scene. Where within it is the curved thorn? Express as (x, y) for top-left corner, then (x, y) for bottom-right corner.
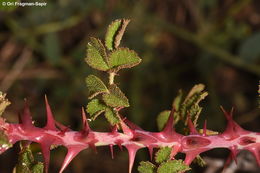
(246, 145), (260, 166)
(59, 147), (84, 173)
(223, 152), (233, 172)
(89, 143), (97, 153)
(111, 125), (118, 134)
(115, 140), (123, 151)
(187, 116), (198, 135)
(81, 107), (90, 136)
(124, 118), (143, 130)
(203, 120), (207, 136)
(148, 146), (153, 161)
(55, 121), (69, 131)
(20, 99), (33, 128)
(230, 107), (234, 117)
(170, 144), (181, 159)
(44, 95), (57, 131)
(220, 106), (231, 121)
(184, 152), (198, 165)
(126, 145), (140, 173)
(41, 144), (51, 173)
(110, 144), (114, 159)
(120, 117), (133, 137)
(230, 146), (238, 164)
(163, 107), (175, 134)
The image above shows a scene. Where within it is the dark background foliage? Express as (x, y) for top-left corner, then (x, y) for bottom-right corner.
(0, 0), (259, 172)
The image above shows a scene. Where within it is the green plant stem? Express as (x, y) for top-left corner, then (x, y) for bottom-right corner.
(109, 72), (115, 85)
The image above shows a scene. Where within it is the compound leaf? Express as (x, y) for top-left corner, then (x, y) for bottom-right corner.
(102, 84), (129, 107)
(138, 161), (156, 173)
(85, 37), (109, 71)
(157, 160), (190, 173)
(86, 75), (108, 99)
(155, 147), (172, 164)
(180, 84), (208, 127)
(108, 48), (141, 72)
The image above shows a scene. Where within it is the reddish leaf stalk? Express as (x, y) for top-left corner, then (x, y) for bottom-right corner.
(0, 100), (259, 173)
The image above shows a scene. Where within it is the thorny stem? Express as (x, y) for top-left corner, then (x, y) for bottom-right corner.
(0, 101), (259, 173)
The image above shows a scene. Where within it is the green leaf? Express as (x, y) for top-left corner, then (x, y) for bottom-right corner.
(104, 107), (120, 125)
(108, 48), (141, 72)
(0, 130), (12, 153)
(156, 110), (171, 131)
(0, 91), (10, 116)
(157, 84), (208, 132)
(184, 84), (207, 104)
(31, 163), (44, 173)
(179, 84), (208, 127)
(16, 146), (34, 172)
(172, 90), (183, 111)
(86, 75), (108, 99)
(85, 37), (109, 71)
(138, 161), (156, 173)
(14, 144), (43, 173)
(114, 19), (130, 49)
(194, 155), (207, 167)
(157, 160), (190, 173)
(105, 19), (130, 50)
(155, 147), (172, 164)
(86, 99), (106, 119)
(102, 84), (129, 107)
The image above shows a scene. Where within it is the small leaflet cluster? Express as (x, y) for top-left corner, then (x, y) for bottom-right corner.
(0, 19), (259, 173)
(85, 19), (141, 125)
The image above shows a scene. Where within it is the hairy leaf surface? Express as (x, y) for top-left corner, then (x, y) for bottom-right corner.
(155, 147), (172, 164)
(102, 84), (129, 107)
(108, 48), (141, 72)
(86, 75), (108, 99)
(85, 37), (109, 71)
(138, 161), (155, 173)
(86, 99), (106, 119)
(157, 160), (190, 173)
(105, 19), (130, 50)
(104, 107), (120, 125)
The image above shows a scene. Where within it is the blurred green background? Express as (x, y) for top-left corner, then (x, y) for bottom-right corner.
(0, 0), (259, 172)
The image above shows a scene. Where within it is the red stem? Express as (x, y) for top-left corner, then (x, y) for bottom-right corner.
(0, 101), (259, 173)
